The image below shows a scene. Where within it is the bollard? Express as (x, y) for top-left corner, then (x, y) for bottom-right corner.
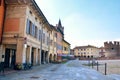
(105, 63), (107, 75)
(97, 61), (99, 71)
(92, 61), (94, 68)
(88, 60), (90, 67)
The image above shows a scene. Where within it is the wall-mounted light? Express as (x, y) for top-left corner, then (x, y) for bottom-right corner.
(24, 44), (27, 48)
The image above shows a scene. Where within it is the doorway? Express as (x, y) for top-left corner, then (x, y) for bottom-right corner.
(31, 48), (34, 66)
(4, 48), (16, 69)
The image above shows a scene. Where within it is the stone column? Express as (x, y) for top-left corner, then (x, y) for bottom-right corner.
(29, 46), (32, 64)
(0, 45), (4, 62)
(43, 51), (46, 64)
(38, 49), (41, 65)
(33, 48), (38, 65)
(16, 40), (24, 64)
(36, 48), (38, 65)
(22, 44), (27, 63)
(33, 48), (35, 65)
(26, 46), (29, 63)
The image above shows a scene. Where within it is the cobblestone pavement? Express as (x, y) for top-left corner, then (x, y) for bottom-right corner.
(0, 60), (119, 80)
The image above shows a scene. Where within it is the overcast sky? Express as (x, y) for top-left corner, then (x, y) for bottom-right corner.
(35, 0), (120, 48)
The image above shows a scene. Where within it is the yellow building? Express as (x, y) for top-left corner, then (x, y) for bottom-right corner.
(49, 25), (57, 62)
(62, 39), (70, 55)
(74, 45), (100, 58)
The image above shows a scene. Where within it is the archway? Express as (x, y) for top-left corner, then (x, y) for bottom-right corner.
(49, 54), (52, 63)
(53, 54), (57, 61)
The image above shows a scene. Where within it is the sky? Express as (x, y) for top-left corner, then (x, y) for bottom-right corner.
(35, 0), (120, 48)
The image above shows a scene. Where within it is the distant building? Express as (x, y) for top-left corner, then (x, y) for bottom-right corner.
(56, 19), (64, 55)
(49, 25), (57, 62)
(104, 41), (120, 57)
(99, 47), (106, 57)
(73, 45), (100, 58)
(70, 49), (74, 55)
(62, 39), (70, 55)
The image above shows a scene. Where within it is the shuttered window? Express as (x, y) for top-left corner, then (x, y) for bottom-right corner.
(47, 37), (49, 45)
(26, 19), (30, 34)
(35, 26), (38, 38)
(31, 24), (35, 36)
(39, 30), (41, 41)
(29, 21), (32, 35)
(43, 33), (45, 43)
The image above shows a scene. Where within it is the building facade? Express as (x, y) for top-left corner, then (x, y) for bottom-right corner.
(62, 39), (70, 55)
(0, 0), (70, 70)
(99, 47), (106, 57)
(74, 45), (100, 58)
(70, 49), (74, 55)
(0, 0), (52, 69)
(49, 25), (57, 62)
(56, 20), (64, 55)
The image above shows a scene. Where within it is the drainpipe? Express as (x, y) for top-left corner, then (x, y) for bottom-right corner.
(47, 32), (50, 63)
(40, 23), (43, 64)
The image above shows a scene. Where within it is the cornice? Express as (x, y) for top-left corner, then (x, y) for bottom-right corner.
(5, 0), (30, 4)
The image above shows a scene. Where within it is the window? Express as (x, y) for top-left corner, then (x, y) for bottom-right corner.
(57, 44), (62, 50)
(111, 48), (114, 50)
(29, 21), (32, 35)
(29, 10), (32, 15)
(54, 42), (56, 47)
(35, 17), (37, 21)
(35, 26), (38, 38)
(26, 19), (29, 34)
(39, 30), (41, 41)
(50, 40), (52, 46)
(31, 24), (35, 36)
(42, 33), (45, 43)
(26, 19), (32, 35)
(64, 47), (67, 51)
(47, 37), (49, 45)
(55, 33), (57, 38)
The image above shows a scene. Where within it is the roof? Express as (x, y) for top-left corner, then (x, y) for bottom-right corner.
(63, 39), (71, 45)
(50, 24), (57, 31)
(74, 45), (98, 49)
(58, 19), (62, 27)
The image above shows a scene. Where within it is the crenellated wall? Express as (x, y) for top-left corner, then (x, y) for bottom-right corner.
(104, 41), (120, 57)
